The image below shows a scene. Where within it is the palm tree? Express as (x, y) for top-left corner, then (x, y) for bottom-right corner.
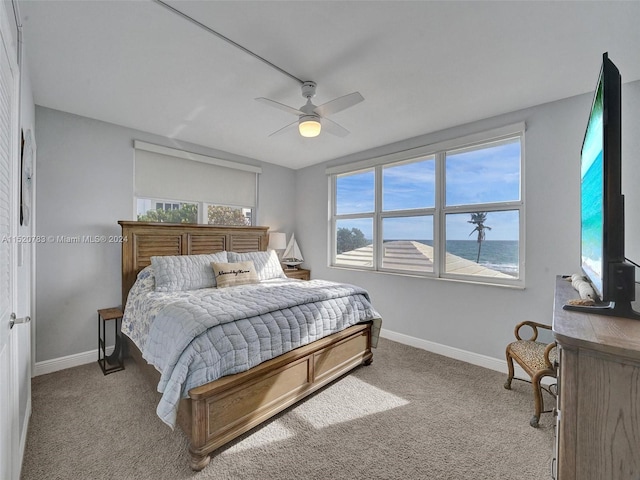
(468, 212), (491, 263)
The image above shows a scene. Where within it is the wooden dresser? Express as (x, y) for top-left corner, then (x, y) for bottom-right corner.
(552, 275), (640, 479)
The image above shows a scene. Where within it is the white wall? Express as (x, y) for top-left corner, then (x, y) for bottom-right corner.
(34, 106), (296, 363)
(623, 81), (640, 267)
(295, 80), (640, 361)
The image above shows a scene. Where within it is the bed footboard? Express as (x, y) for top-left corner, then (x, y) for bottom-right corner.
(188, 321), (373, 470)
(127, 322), (373, 471)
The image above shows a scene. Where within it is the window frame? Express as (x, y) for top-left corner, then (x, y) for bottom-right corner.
(328, 123), (525, 287)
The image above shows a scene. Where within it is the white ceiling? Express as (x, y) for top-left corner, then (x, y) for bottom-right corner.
(18, 1), (640, 170)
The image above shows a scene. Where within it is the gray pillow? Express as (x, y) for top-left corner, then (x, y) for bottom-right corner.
(227, 250), (286, 281)
(151, 252), (228, 292)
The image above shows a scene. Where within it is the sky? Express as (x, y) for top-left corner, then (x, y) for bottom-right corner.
(336, 138), (521, 241)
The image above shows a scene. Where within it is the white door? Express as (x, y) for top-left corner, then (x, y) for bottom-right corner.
(0, 5), (20, 479)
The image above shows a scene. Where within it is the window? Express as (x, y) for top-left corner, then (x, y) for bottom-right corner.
(334, 170), (375, 266)
(155, 202), (180, 211)
(329, 124), (525, 286)
(443, 138), (521, 280)
(206, 204), (252, 226)
(381, 157), (435, 273)
(133, 141), (261, 226)
(137, 198), (252, 226)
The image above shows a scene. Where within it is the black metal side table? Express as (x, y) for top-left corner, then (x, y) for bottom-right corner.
(97, 307), (125, 375)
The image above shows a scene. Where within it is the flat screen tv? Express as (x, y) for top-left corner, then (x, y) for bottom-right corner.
(564, 52), (639, 319)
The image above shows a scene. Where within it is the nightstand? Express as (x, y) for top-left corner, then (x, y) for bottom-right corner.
(97, 307), (125, 375)
(283, 268), (310, 280)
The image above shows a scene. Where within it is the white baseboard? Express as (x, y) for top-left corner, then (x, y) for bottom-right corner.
(35, 331), (553, 387)
(379, 328), (554, 386)
(34, 345), (114, 377)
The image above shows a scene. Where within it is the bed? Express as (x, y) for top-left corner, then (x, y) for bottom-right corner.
(118, 221), (382, 471)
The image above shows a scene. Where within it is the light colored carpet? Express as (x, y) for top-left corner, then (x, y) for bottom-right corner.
(21, 338), (554, 480)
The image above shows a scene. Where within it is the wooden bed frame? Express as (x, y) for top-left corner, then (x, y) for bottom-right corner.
(118, 221), (374, 471)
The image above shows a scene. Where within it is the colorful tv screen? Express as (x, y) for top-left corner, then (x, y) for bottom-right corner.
(581, 77), (604, 297)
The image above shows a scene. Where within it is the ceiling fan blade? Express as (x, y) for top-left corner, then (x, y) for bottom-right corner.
(314, 92), (364, 117)
(268, 120), (299, 137)
(321, 117), (350, 137)
(256, 97), (304, 116)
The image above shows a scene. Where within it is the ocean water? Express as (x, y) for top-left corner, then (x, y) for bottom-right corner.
(419, 239), (519, 276)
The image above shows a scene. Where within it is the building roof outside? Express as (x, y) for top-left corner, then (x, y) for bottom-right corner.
(335, 240), (513, 278)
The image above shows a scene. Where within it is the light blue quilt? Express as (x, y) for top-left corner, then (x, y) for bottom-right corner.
(123, 270), (381, 428)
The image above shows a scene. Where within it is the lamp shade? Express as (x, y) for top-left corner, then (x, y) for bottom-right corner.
(299, 117), (321, 138)
(268, 232), (286, 250)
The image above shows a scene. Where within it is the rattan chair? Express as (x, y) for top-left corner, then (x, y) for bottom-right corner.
(504, 321), (558, 427)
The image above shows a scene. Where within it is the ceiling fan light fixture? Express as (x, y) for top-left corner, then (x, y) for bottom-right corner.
(298, 116), (321, 138)
(257, 82), (363, 138)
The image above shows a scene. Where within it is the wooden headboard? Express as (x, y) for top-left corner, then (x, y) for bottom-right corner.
(118, 221), (269, 307)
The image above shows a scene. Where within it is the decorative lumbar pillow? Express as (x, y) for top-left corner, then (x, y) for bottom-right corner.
(227, 250), (286, 281)
(151, 252), (228, 292)
(212, 261), (259, 288)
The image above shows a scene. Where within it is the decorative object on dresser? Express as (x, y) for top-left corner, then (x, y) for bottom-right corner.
(281, 233), (304, 269)
(118, 221), (380, 471)
(552, 275), (640, 480)
(97, 307), (124, 375)
(283, 268), (310, 281)
(504, 320), (557, 427)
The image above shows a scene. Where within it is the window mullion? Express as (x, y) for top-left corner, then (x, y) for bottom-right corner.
(328, 175), (336, 266)
(442, 201), (523, 214)
(334, 212), (375, 220)
(434, 152), (445, 277)
(379, 208), (435, 219)
(199, 202), (207, 224)
(374, 165), (382, 270)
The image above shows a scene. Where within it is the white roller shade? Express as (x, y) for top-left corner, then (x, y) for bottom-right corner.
(134, 141), (261, 207)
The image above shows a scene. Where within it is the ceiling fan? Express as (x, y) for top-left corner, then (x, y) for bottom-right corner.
(256, 81), (364, 138)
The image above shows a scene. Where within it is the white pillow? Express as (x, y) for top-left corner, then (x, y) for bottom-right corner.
(227, 250), (286, 281)
(151, 252), (228, 292)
